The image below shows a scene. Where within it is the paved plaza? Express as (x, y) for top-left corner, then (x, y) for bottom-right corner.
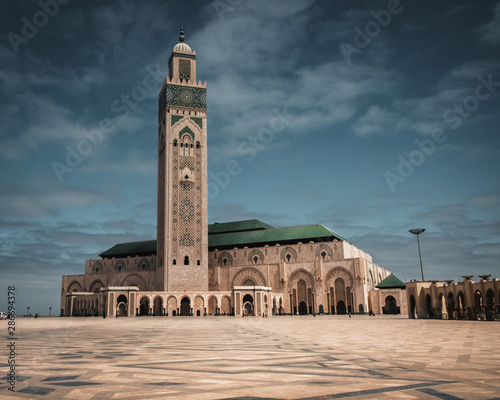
(1, 316), (499, 400)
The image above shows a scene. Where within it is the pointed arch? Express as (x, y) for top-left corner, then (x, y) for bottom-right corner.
(89, 280), (105, 293)
(208, 296), (218, 315)
(248, 249), (264, 264)
(153, 296), (163, 316)
(280, 247), (297, 262)
(137, 257), (151, 271)
(221, 296), (231, 315)
(121, 274), (147, 291)
(67, 281), (83, 293)
(92, 261), (103, 274)
(288, 269), (314, 289)
(167, 296), (177, 316)
(288, 269), (314, 315)
(232, 267), (266, 287)
(194, 296), (204, 317)
(325, 267), (354, 288)
(218, 251), (233, 266)
(114, 260), (126, 273)
(179, 125), (195, 140)
(315, 244), (333, 260)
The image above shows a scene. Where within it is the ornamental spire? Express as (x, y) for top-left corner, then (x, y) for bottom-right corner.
(179, 27), (185, 43)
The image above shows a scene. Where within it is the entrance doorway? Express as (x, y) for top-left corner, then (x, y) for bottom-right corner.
(116, 294), (128, 316)
(180, 297), (191, 316)
(337, 300), (346, 315)
(153, 297), (163, 316)
(139, 297), (149, 316)
(384, 296), (398, 314)
(298, 301), (307, 315)
(243, 294), (254, 315)
(446, 293), (455, 319)
(426, 294), (434, 318)
(409, 295), (416, 318)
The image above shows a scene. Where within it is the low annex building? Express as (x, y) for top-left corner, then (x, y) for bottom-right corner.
(60, 30), (393, 318)
(369, 274), (407, 315)
(406, 275), (500, 321)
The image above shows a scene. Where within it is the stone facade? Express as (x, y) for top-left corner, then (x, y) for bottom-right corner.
(209, 238), (389, 316)
(406, 276), (500, 320)
(61, 235), (391, 317)
(369, 288), (407, 315)
(60, 30), (392, 318)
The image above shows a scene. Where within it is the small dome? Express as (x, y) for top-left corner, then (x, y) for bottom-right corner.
(173, 42), (192, 53)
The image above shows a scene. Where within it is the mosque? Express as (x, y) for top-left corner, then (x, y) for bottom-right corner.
(60, 30), (402, 318)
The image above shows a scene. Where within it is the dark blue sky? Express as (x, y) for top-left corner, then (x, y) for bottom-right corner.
(1, 0), (499, 314)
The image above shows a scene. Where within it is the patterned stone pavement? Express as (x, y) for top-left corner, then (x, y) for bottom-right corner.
(1, 316), (499, 399)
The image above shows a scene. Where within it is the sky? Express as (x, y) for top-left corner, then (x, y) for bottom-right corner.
(1, 0), (499, 315)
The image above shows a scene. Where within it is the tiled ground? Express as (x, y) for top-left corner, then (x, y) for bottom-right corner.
(1, 316), (499, 399)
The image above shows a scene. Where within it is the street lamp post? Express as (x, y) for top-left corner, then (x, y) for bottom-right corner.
(49, 307), (52, 317)
(27, 306), (30, 317)
(409, 228), (426, 281)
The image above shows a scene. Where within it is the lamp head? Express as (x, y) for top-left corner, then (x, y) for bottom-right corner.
(409, 228), (425, 235)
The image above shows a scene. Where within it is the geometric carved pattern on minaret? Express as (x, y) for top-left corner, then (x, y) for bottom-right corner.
(170, 118), (203, 261)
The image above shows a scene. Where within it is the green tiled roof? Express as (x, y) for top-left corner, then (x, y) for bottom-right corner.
(99, 221), (345, 258)
(208, 224), (344, 250)
(99, 240), (157, 259)
(208, 219), (273, 235)
(376, 274), (405, 289)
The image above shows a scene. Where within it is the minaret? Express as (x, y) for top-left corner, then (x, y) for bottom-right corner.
(157, 28), (208, 292)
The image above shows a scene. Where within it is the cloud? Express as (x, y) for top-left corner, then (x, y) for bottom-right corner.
(476, 2), (500, 44)
(208, 203), (288, 228)
(353, 105), (399, 136)
(84, 148), (156, 175)
(0, 180), (115, 217)
(470, 192), (500, 208)
(349, 57), (500, 139)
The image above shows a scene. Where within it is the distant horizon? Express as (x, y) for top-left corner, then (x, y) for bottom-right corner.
(1, 0), (499, 315)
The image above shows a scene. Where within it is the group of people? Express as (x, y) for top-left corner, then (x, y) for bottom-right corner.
(0, 312), (10, 320)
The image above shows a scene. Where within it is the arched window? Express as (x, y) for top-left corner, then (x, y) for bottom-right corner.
(286, 254), (291, 262)
(141, 264), (147, 271)
(95, 267), (100, 274)
(117, 266), (122, 272)
(321, 251), (326, 260)
(253, 256), (259, 264)
(223, 258), (228, 266)
(180, 134), (194, 156)
(184, 256), (189, 265)
(173, 259), (176, 265)
(197, 260), (200, 265)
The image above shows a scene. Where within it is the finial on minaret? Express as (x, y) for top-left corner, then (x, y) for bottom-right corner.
(179, 27), (185, 42)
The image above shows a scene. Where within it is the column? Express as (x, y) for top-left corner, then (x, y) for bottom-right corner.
(235, 292), (241, 316)
(129, 292), (135, 317)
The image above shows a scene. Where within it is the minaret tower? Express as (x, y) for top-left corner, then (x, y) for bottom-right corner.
(157, 28), (208, 292)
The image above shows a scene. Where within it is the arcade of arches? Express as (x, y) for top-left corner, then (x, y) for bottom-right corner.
(406, 277), (500, 320)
